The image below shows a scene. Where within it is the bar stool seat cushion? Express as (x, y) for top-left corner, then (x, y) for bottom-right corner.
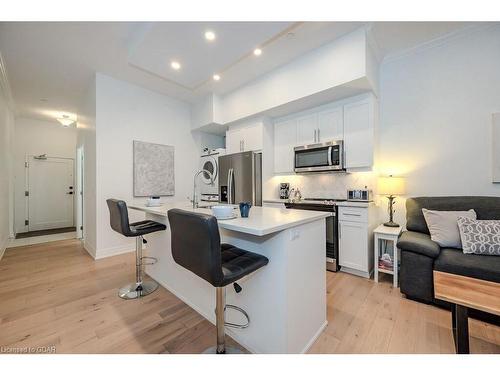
(129, 220), (166, 236)
(220, 244), (269, 287)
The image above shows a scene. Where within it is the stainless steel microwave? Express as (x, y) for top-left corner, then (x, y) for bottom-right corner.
(294, 140), (344, 173)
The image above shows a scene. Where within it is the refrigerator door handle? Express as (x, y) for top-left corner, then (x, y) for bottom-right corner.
(228, 168), (234, 204)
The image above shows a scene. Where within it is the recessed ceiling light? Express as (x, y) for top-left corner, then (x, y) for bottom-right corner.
(204, 30), (216, 41)
(213, 74), (221, 81)
(253, 48), (262, 56)
(170, 61), (181, 70)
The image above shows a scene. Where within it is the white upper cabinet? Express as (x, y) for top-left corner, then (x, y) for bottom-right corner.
(343, 97), (374, 169)
(317, 107), (343, 142)
(241, 123), (263, 152)
(296, 114), (318, 145)
(226, 122), (263, 154)
(274, 119), (297, 174)
(271, 93), (377, 174)
(226, 128), (244, 154)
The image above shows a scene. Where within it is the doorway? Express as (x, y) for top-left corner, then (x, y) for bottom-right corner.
(24, 155), (75, 235)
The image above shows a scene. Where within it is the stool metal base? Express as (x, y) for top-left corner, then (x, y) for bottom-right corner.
(202, 346), (245, 354)
(118, 280), (158, 300)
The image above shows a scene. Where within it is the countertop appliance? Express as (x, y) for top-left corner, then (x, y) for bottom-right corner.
(279, 183), (290, 200)
(285, 198), (346, 272)
(347, 189), (372, 202)
(199, 148), (225, 201)
(219, 151), (262, 206)
(294, 140), (344, 173)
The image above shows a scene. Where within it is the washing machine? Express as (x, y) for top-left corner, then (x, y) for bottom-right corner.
(199, 148), (225, 202)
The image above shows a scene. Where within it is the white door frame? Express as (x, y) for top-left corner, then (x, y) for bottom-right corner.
(76, 146), (84, 239)
(25, 154), (75, 232)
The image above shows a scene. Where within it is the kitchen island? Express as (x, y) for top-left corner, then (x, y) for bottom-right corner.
(128, 202), (329, 354)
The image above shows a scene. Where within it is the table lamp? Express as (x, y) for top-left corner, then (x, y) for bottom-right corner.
(378, 175), (406, 227)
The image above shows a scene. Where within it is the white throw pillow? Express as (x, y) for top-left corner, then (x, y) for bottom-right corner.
(422, 208), (477, 248)
(457, 217), (500, 256)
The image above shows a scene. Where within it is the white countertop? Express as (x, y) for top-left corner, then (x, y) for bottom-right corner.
(128, 202), (330, 237)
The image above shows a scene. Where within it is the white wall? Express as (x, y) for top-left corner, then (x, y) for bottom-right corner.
(220, 28), (369, 124)
(93, 73), (223, 258)
(77, 76), (97, 257)
(0, 83), (14, 258)
(378, 24), (500, 225)
(12, 117), (77, 234)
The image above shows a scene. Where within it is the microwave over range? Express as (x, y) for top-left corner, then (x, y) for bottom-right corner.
(294, 140), (344, 173)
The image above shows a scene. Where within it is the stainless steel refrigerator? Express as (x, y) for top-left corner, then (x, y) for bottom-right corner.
(218, 151), (262, 206)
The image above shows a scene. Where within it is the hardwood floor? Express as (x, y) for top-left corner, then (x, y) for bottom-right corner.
(0, 239), (499, 354)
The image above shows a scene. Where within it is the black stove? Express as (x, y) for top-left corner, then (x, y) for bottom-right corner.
(284, 198), (343, 272)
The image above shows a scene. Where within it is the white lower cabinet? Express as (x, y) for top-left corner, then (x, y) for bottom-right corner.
(338, 206), (374, 278)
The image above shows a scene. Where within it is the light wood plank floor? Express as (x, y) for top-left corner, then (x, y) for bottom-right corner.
(0, 239), (499, 354)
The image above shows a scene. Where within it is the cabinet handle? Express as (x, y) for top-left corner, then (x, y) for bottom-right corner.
(317, 128), (320, 142)
(343, 213), (361, 217)
(242, 139), (245, 151)
(314, 129), (317, 143)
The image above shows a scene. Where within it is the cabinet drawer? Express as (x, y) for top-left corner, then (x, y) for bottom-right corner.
(338, 207), (368, 223)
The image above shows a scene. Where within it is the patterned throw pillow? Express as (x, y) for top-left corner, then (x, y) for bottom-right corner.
(457, 216), (500, 256)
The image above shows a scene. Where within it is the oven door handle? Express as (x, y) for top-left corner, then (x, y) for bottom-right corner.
(327, 146), (333, 166)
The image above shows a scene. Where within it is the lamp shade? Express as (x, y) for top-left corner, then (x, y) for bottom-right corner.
(378, 176), (406, 196)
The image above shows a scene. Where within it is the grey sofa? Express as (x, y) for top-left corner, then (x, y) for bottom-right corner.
(397, 197), (500, 313)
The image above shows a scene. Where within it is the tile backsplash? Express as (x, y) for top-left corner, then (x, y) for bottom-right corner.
(267, 171), (377, 200)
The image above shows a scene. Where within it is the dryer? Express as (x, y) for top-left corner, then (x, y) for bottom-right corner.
(199, 148), (225, 201)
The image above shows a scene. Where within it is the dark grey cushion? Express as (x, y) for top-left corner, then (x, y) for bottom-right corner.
(434, 248), (500, 283)
(406, 196), (500, 234)
(398, 231), (441, 258)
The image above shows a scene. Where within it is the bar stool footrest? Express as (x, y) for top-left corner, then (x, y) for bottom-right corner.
(224, 304), (250, 329)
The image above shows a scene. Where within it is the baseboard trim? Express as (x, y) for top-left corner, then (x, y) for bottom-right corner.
(301, 320), (328, 353)
(0, 238), (7, 262)
(94, 244), (135, 260)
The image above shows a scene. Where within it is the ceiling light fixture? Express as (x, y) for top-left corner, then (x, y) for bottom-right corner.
(170, 61), (181, 70)
(253, 48), (262, 56)
(57, 115), (74, 127)
(204, 30), (216, 41)
(213, 74), (221, 81)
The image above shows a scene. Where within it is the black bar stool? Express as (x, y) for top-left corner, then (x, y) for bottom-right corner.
(106, 199), (166, 299)
(167, 208), (269, 354)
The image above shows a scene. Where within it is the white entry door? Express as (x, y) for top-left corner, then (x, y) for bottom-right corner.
(28, 156), (74, 231)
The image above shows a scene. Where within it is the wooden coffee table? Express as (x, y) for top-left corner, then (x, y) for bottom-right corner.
(434, 270), (500, 354)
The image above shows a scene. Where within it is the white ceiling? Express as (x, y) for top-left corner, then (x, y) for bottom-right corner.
(0, 21), (479, 123)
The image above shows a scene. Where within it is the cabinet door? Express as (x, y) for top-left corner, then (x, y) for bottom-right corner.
(242, 123), (263, 152)
(339, 221), (368, 272)
(296, 114), (318, 145)
(274, 119), (297, 174)
(226, 128), (243, 154)
(343, 98), (373, 169)
(317, 107), (343, 142)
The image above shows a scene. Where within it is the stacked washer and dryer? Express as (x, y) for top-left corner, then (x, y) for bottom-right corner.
(198, 148), (226, 204)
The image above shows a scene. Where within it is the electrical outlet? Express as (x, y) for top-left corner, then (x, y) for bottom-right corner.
(290, 228), (300, 241)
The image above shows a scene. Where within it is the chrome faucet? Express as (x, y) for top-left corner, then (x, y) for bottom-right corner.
(192, 169), (214, 209)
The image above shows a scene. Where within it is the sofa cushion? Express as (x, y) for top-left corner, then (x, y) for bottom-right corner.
(406, 196), (500, 234)
(458, 217), (500, 256)
(422, 208), (476, 248)
(434, 248), (500, 283)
